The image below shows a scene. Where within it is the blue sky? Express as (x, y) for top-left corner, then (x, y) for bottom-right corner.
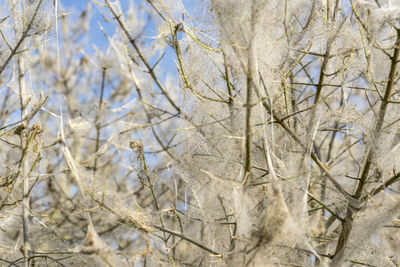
(61, 0), (128, 52)
(59, 0), (198, 88)
(60, 0), (196, 52)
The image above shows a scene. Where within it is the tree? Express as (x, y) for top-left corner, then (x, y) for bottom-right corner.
(1, 0), (400, 266)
